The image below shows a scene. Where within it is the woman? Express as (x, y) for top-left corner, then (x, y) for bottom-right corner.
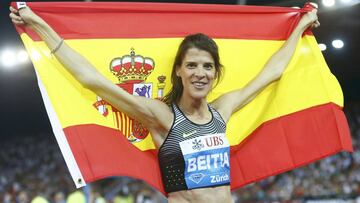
(10, 4), (319, 203)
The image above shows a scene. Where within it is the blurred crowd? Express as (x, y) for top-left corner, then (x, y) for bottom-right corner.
(1, 102), (359, 203)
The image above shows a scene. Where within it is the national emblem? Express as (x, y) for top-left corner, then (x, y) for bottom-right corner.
(93, 48), (159, 143)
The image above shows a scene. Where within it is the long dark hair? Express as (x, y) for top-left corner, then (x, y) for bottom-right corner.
(162, 33), (223, 106)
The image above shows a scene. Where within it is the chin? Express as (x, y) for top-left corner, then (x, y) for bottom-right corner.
(189, 90), (211, 101)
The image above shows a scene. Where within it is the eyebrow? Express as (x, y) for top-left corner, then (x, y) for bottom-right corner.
(185, 61), (214, 66)
(203, 62), (214, 66)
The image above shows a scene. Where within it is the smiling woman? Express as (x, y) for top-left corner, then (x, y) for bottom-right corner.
(177, 47), (216, 102)
(163, 33), (223, 108)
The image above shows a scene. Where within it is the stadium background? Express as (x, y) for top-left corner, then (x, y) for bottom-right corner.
(0, 0), (359, 202)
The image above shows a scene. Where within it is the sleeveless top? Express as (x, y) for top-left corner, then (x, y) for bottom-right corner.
(158, 104), (230, 193)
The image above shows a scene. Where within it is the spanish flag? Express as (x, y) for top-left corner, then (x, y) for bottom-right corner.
(13, 2), (352, 194)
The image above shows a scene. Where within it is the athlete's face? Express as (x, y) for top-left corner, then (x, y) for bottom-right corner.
(177, 47), (216, 101)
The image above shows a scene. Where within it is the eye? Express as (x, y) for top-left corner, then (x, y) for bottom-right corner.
(186, 62), (197, 69)
(204, 63), (214, 70)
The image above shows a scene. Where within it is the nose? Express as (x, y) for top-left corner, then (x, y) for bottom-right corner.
(194, 67), (206, 78)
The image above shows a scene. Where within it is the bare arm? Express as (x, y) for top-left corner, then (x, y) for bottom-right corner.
(212, 9), (319, 122)
(10, 6), (172, 137)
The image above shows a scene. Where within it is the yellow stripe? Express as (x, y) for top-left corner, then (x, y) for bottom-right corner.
(121, 113), (126, 137)
(20, 34), (343, 150)
(126, 116), (130, 136)
(129, 119), (133, 139)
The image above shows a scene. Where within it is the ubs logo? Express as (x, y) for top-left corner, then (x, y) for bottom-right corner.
(205, 136), (224, 147)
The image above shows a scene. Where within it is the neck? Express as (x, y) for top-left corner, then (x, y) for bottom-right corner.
(178, 96), (208, 117)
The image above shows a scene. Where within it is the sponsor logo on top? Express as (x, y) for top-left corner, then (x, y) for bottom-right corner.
(180, 133), (229, 155)
(183, 130), (197, 138)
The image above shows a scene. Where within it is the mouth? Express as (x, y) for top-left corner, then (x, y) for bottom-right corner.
(191, 81), (208, 89)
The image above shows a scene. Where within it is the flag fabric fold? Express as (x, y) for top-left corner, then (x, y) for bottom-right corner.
(13, 2), (352, 194)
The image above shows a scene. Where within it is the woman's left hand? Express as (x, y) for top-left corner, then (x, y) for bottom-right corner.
(298, 6), (320, 30)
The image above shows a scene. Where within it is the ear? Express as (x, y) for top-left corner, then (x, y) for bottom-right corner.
(175, 65), (181, 77)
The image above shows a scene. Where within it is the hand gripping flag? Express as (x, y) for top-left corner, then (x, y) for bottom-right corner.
(12, 2), (352, 194)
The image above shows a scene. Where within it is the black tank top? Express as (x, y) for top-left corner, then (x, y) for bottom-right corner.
(158, 104), (228, 193)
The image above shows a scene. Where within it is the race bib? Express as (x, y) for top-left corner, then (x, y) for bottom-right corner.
(179, 133), (230, 189)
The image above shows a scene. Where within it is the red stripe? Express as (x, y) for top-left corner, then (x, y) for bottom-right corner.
(13, 2), (313, 41)
(63, 102), (351, 194)
(229, 102), (352, 190)
(64, 125), (165, 193)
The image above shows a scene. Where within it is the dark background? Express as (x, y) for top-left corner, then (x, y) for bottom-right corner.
(0, 0), (359, 138)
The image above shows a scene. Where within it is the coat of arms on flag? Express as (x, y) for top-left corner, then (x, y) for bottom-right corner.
(93, 48), (167, 143)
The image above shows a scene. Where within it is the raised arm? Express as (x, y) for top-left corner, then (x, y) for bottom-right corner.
(9, 6), (172, 140)
(212, 8), (319, 123)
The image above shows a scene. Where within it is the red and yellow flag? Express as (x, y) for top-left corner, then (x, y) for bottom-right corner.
(13, 2), (352, 194)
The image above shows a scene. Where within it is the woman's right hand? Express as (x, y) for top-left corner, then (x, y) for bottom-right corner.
(9, 6), (38, 26)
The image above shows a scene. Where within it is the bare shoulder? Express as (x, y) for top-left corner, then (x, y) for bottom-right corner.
(210, 89), (244, 123)
(137, 97), (173, 132)
(210, 92), (233, 123)
(136, 97), (173, 148)
(137, 96), (172, 114)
